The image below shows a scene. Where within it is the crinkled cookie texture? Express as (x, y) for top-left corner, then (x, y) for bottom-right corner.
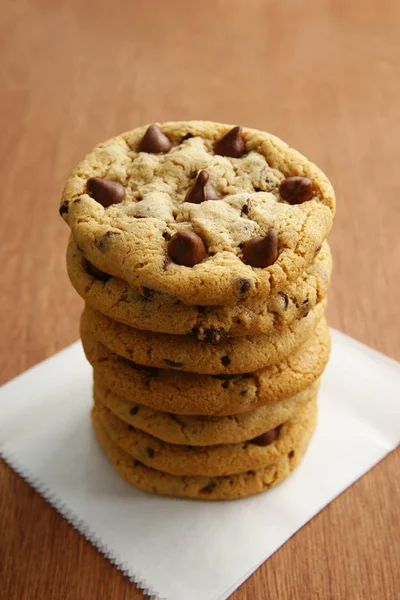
(94, 378), (319, 446)
(92, 407), (316, 500)
(61, 121), (335, 305)
(82, 318), (330, 415)
(67, 236), (332, 337)
(95, 398), (317, 477)
(80, 300), (326, 375)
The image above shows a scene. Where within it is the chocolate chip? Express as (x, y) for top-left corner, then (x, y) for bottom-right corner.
(59, 202), (68, 216)
(242, 229), (279, 268)
(128, 425), (134, 431)
(279, 176), (313, 205)
(86, 260), (111, 282)
(163, 358), (183, 367)
(239, 278), (251, 296)
(181, 132), (194, 141)
(303, 298), (309, 304)
(278, 291), (289, 311)
(253, 187), (262, 193)
(134, 460), (141, 467)
(214, 125), (246, 158)
(168, 230), (207, 267)
(162, 231), (171, 241)
(147, 447), (155, 458)
(142, 287), (157, 299)
(129, 406), (139, 415)
(221, 381), (229, 389)
(250, 427), (279, 446)
(184, 170), (219, 204)
(87, 177), (125, 208)
(95, 231), (113, 253)
(241, 204), (249, 216)
(138, 124), (172, 153)
(193, 328), (229, 345)
(221, 355), (231, 367)
(200, 480), (217, 493)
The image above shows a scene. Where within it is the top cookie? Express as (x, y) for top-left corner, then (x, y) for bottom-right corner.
(60, 121), (335, 305)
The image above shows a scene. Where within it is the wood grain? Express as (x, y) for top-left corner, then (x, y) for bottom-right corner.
(1, 0), (399, 598)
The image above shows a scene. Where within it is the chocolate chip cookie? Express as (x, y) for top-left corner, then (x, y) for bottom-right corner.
(82, 318), (330, 415)
(94, 377), (319, 446)
(67, 236), (332, 337)
(60, 121), (335, 305)
(95, 398), (317, 477)
(92, 402), (316, 500)
(80, 299), (326, 375)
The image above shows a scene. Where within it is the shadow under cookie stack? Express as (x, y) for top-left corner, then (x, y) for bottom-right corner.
(61, 121), (335, 500)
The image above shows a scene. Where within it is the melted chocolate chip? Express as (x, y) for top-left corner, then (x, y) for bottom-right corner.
(163, 358), (183, 367)
(214, 125), (246, 158)
(279, 176), (313, 205)
(242, 230), (279, 268)
(181, 132), (194, 141)
(221, 355), (231, 367)
(147, 447), (155, 458)
(241, 203), (249, 216)
(87, 177), (126, 208)
(59, 202), (68, 216)
(278, 291), (289, 311)
(250, 427), (279, 446)
(86, 260), (111, 282)
(138, 124), (172, 153)
(142, 287), (157, 299)
(193, 328), (229, 345)
(129, 406), (139, 416)
(185, 170), (219, 204)
(168, 231), (207, 267)
(95, 231), (120, 253)
(201, 480), (217, 493)
(238, 278), (251, 296)
(221, 381), (229, 389)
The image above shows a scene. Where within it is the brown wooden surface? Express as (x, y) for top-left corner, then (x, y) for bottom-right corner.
(1, 1), (399, 598)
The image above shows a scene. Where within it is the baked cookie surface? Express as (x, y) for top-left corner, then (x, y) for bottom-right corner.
(68, 236), (331, 337)
(61, 121), (335, 305)
(81, 299), (326, 375)
(92, 405), (316, 500)
(82, 318), (330, 415)
(95, 378), (319, 446)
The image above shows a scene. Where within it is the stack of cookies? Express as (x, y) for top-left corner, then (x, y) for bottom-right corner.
(60, 121), (335, 500)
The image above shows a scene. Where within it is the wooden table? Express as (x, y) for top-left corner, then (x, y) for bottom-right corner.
(1, 1), (399, 598)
